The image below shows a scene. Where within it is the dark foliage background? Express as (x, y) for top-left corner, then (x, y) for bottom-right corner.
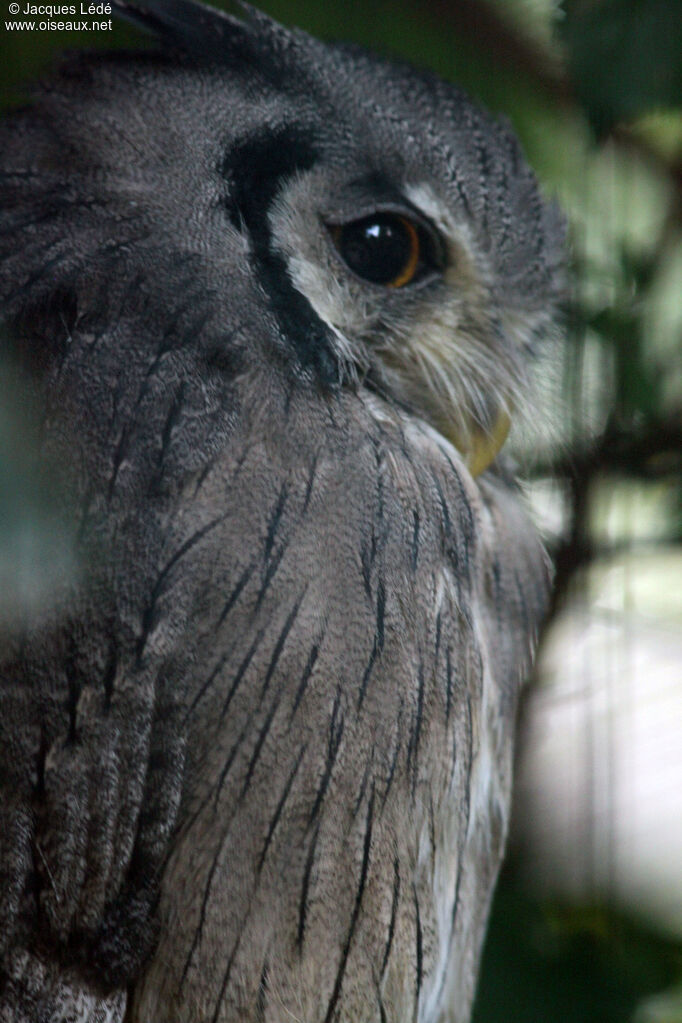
(1, 1), (681, 1019)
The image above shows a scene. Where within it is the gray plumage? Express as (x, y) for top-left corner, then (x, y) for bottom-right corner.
(0, 2), (563, 1021)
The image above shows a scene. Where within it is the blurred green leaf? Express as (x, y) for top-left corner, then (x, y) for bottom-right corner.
(636, 982), (682, 1023)
(561, 0), (682, 133)
(474, 862), (682, 1023)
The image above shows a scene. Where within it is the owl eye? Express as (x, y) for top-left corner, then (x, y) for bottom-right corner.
(329, 213), (441, 288)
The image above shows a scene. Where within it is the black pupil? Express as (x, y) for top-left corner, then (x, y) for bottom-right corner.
(337, 215), (413, 285)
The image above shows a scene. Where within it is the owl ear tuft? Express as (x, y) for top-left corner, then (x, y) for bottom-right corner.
(112, 0), (247, 57)
(111, 1), (309, 77)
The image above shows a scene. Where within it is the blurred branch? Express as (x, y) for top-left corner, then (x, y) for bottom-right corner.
(414, 0), (572, 106)
(536, 413), (682, 615)
(533, 414), (682, 482)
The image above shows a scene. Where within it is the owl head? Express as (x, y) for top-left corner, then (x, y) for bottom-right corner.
(1, 0), (564, 482)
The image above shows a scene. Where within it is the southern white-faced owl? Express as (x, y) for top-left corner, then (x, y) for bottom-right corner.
(0, 2), (564, 1021)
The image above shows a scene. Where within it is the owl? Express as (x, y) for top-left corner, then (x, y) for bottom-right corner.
(0, 2), (564, 1021)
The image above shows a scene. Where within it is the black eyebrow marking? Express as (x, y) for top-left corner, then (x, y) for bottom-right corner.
(221, 125), (342, 389)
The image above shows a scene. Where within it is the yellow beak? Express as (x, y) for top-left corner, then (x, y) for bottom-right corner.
(448, 410), (511, 478)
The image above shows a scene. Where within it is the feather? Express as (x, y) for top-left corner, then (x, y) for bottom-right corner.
(110, 0), (305, 74)
(111, 0), (242, 56)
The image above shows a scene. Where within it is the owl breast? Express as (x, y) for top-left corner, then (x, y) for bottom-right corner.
(126, 390), (531, 1023)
